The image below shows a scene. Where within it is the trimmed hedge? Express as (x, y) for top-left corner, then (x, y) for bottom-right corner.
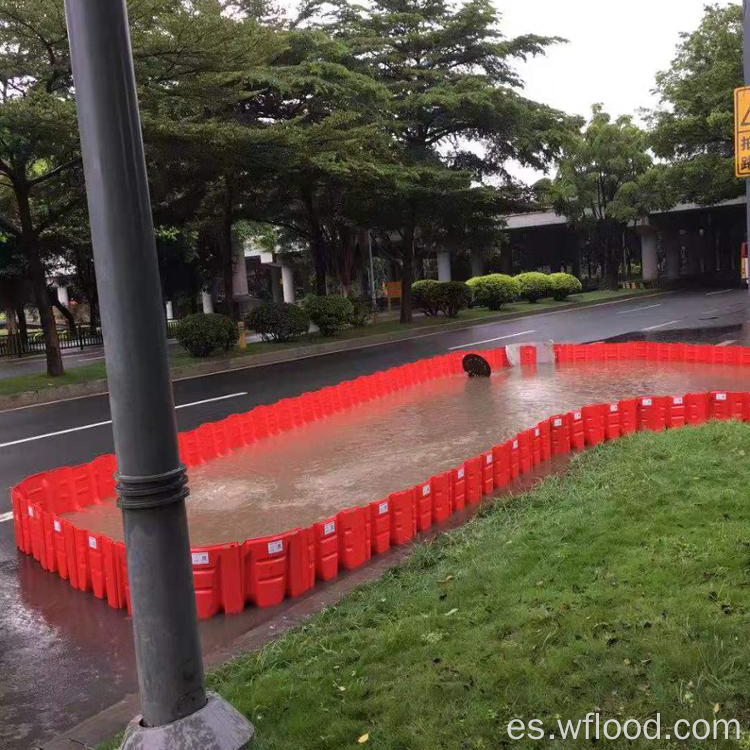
(175, 313), (238, 357)
(467, 274), (521, 310)
(548, 272), (583, 301)
(411, 280), (442, 316)
(302, 294), (354, 336)
(515, 272), (552, 303)
(411, 280), (471, 317)
(246, 302), (310, 343)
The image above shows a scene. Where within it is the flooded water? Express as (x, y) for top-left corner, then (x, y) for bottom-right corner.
(63, 361), (750, 546)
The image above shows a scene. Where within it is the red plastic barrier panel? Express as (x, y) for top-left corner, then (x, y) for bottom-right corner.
(369, 498), (391, 554)
(288, 527), (316, 599)
(244, 532), (295, 608)
(62, 520), (79, 590)
(179, 430), (203, 467)
(464, 457), (483, 506)
(509, 437), (521, 479)
(337, 506), (371, 570)
(414, 481), (433, 532)
(192, 544), (244, 619)
(91, 455), (117, 503)
(313, 517), (339, 581)
(538, 418), (552, 460)
(430, 472), (452, 524)
(51, 515), (69, 580)
(520, 345), (537, 366)
(10, 487), (25, 553)
(492, 442), (511, 489)
(710, 391), (747, 421)
(101, 536), (124, 610)
(638, 396), (668, 432)
(531, 426), (542, 466)
(604, 403), (621, 441)
(87, 532), (106, 600)
(224, 414), (245, 450)
(550, 415), (571, 455)
(389, 488), (416, 545)
(569, 410), (585, 450)
(517, 431), (533, 474)
(684, 392), (710, 425)
(582, 405), (606, 446)
(451, 465), (466, 512)
(40, 510), (56, 573)
(667, 395), (686, 428)
(480, 452), (494, 495)
(73, 527), (91, 592)
(618, 399), (638, 435)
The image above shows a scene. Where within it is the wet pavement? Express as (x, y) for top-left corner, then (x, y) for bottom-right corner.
(2, 288), (750, 750)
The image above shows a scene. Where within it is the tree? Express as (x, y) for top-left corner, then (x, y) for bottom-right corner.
(550, 106), (653, 288)
(649, 2), (743, 205)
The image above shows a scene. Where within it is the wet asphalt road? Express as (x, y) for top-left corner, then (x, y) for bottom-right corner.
(2, 287), (750, 750)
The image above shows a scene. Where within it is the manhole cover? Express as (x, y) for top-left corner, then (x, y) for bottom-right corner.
(462, 353), (491, 377)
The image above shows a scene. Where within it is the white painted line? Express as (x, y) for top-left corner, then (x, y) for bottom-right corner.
(717, 340), (737, 346)
(704, 308), (719, 314)
(0, 511), (15, 524)
(616, 304), (662, 314)
(641, 320), (682, 332)
(77, 355), (106, 362)
(448, 330), (536, 351)
(0, 392), (248, 448)
(705, 289), (734, 296)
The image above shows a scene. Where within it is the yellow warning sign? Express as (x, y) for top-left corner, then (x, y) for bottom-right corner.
(735, 86), (750, 177)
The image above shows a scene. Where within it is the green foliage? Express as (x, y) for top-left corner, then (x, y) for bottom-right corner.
(467, 274), (521, 310)
(514, 272), (551, 303)
(547, 272), (582, 301)
(301, 294), (354, 336)
(246, 302), (310, 343)
(175, 313), (238, 357)
(411, 280), (443, 317)
(347, 297), (372, 328)
(411, 280), (471, 317)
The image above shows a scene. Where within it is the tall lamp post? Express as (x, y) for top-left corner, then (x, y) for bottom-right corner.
(63, 0), (253, 747)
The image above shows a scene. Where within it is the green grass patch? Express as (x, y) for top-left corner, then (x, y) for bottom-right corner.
(0, 362), (108, 396)
(192, 422), (750, 749)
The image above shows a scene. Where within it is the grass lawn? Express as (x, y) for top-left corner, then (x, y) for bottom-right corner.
(0, 288), (654, 398)
(114, 421), (750, 750)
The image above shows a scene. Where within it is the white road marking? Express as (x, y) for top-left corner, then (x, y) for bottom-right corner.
(448, 330), (536, 350)
(0, 511), (15, 524)
(77, 355), (106, 362)
(703, 308), (719, 314)
(0, 392), (248, 448)
(641, 320), (682, 332)
(616, 304), (662, 314)
(705, 289), (735, 296)
(717, 339), (737, 346)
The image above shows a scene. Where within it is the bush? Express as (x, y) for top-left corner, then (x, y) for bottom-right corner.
(302, 294), (354, 336)
(411, 280), (442, 316)
(515, 271), (552, 303)
(175, 313), (238, 357)
(438, 281), (472, 317)
(466, 274), (521, 310)
(548, 272), (583, 301)
(246, 302), (309, 343)
(348, 296), (372, 328)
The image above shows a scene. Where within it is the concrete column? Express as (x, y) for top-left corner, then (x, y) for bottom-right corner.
(232, 246), (249, 299)
(56, 284), (70, 307)
(270, 266), (282, 303)
(201, 291), (214, 314)
(165, 300), (173, 320)
(281, 264), (295, 303)
(437, 250), (452, 282)
(470, 250), (483, 278)
(640, 230), (658, 282)
(664, 232), (682, 280)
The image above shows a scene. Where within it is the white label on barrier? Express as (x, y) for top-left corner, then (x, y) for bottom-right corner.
(642, 398), (652, 407)
(88, 536), (97, 550)
(54, 520), (62, 533)
(673, 397), (684, 405)
(323, 521), (336, 536)
(192, 552), (209, 566)
(610, 404), (619, 413)
(574, 411), (582, 421)
(512, 440), (519, 449)
(534, 428), (540, 437)
(268, 540), (284, 555)
(457, 468), (465, 479)
(485, 454), (493, 465)
(553, 418), (563, 428)
(716, 393), (727, 402)
(422, 484), (431, 496)
(378, 501), (389, 515)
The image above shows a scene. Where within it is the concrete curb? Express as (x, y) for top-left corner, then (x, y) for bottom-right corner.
(0, 291), (667, 412)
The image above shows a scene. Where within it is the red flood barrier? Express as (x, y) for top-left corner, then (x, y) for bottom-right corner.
(16, 342), (750, 620)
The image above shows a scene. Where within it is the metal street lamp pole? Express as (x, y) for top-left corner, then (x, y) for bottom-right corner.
(63, 0), (253, 747)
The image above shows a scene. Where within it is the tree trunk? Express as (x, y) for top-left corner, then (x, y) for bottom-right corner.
(220, 175), (236, 319)
(302, 187), (327, 295)
(400, 224), (416, 324)
(15, 303), (28, 344)
(5, 306), (17, 335)
(602, 246), (620, 290)
(51, 291), (77, 333)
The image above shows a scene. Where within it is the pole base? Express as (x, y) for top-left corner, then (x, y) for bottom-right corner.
(120, 692), (255, 750)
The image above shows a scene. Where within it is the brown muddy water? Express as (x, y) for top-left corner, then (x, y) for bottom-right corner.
(63, 361), (750, 546)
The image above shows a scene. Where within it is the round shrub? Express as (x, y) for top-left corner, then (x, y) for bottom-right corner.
(348, 296), (372, 328)
(246, 302), (309, 343)
(411, 280), (442, 316)
(175, 313), (238, 357)
(302, 294), (354, 336)
(515, 272), (552, 303)
(467, 274), (521, 310)
(548, 272), (583, 301)
(438, 281), (472, 317)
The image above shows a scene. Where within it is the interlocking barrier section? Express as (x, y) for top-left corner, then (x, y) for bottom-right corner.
(11, 342), (750, 618)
